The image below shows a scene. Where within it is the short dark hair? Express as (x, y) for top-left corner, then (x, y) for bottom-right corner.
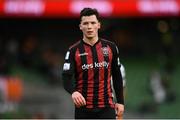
(80, 8), (100, 22)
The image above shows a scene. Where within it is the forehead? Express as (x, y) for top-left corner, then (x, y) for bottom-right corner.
(81, 15), (99, 23)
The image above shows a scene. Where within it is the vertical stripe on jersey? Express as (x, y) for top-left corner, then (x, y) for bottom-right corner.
(75, 49), (83, 93)
(101, 41), (109, 107)
(91, 45), (99, 108)
(84, 45), (94, 108)
(79, 43), (88, 99)
(96, 42), (105, 108)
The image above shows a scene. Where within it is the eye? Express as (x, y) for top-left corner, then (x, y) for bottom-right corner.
(91, 22), (96, 24)
(83, 22), (88, 25)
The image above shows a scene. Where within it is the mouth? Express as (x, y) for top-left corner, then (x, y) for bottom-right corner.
(87, 31), (93, 34)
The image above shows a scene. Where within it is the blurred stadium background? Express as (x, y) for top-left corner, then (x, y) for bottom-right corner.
(0, 0), (180, 119)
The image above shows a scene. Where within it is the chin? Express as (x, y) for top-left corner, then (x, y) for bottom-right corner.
(87, 37), (94, 39)
(86, 35), (94, 38)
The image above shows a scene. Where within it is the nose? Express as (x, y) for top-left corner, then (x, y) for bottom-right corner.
(87, 23), (92, 29)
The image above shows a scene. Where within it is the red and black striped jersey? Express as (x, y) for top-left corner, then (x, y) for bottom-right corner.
(62, 38), (124, 108)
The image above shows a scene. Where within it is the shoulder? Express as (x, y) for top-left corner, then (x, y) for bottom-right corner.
(69, 40), (81, 51)
(100, 38), (117, 50)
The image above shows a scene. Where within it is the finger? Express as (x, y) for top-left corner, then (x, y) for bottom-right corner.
(115, 107), (120, 115)
(77, 96), (86, 106)
(117, 114), (123, 120)
(74, 100), (81, 108)
(80, 95), (86, 105)
(119, 110), (123, 114)
(76, 97), (84, 106)
(117, 110), (124, 117)
(72, 97), (78, 105)
(117, 109), (123, 116)
(73, 97), (81, 106)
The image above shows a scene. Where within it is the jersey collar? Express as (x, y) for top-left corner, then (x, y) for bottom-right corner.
(81, 38), (101, 47)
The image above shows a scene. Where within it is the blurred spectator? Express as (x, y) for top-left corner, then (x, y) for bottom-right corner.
(0, 53), (10, 75)
(5, 39), (19, 61)
(149, 70), (166, 104)
(18, 35), (39, 69)
(139, 68), (176, 114)
(149, 68), (176, 104)
(0, 76), (23, 113)
(121, 64), (126, 88)
(39, 48), (63, 85)
(157, 20), (176, 103)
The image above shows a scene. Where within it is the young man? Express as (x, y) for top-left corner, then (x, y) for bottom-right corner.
(62, 8), (124, 119)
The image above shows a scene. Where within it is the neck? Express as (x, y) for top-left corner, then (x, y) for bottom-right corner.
(83, 36), (98, 46)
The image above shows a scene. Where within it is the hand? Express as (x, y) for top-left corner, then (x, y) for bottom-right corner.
(72, 91), (86, 107)
(115, 103), (124, 119)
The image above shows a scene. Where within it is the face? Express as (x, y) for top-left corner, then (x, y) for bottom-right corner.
(79, 15), (101, 40)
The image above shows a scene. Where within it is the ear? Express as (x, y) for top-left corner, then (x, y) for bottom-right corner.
(79, 24), (82, 30)
(98, 22), (101, 29)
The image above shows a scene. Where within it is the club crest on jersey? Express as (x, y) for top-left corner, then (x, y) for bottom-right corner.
(101, 47), (109, 56)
